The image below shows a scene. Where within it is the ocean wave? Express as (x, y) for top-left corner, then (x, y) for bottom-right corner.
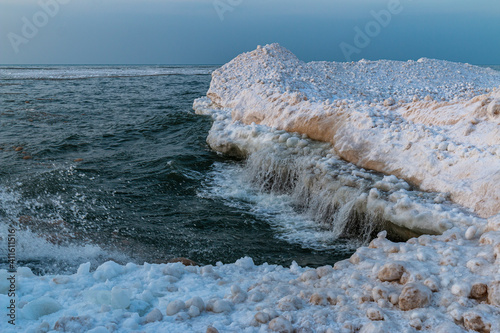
(199, 161), (361, 252)
(0, 183), (129, 275)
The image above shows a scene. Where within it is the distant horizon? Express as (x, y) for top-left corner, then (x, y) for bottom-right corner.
(0, 63), (223, 66)
(1, 60), (500, 66)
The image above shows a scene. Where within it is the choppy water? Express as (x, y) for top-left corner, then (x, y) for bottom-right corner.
(0, 65), (358, 275)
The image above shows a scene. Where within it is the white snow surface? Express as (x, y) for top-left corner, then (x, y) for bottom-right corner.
(3, 45), (500, 333)
(205, 43), (500, 218)
(2, 216), (499, 332)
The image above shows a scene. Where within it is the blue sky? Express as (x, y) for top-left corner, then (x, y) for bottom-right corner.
(1, 0), (499, 64)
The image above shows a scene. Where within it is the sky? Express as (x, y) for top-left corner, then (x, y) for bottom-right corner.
(0, 0), (499, 65)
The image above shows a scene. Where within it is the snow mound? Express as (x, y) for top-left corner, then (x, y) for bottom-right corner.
(203, 43), (500, 218)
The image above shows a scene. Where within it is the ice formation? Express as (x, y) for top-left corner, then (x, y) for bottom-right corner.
(200, 43), (500, 220)
(2, 45), (500, 332)
(193, 107), (486, 240)
(1, 217), (499, 332)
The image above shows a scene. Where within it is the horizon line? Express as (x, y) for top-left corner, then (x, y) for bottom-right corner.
(1, 62), (499, 67)
(0, 63), (224, 66)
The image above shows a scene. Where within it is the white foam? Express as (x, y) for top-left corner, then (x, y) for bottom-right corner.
(0, 186), (127, 274)
(0, 66), (213, 80)
(199, 161), (357, 251)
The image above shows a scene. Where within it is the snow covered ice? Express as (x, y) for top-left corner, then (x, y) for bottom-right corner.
(2, 44), (500, 332)
(202, 43), (500, 219)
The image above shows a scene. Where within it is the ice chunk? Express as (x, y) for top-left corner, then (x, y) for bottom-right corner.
(17, 267), (35, 277)
(234, 257), (255, 270)
(398, 283), (432, 311)
(77, 262), (91, 275)
(144, 308), (163, 323)
(185, 297), (205, 311)
(93, 261), (124, 281)
(377, 262), (405, 282)
(166, 300), (185, 316)
(211, 299), (232, 313)
(488, 281), (500, 306)
(111, 287), (130, 309)
(21, 297), (62, 320)
(85, 290), (112, 306)
(268, 317), (292, 332)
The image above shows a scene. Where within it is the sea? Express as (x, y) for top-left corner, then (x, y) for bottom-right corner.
(0, 65), (362, 275)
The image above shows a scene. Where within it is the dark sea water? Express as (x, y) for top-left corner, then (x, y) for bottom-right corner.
(0, 66), (357, 275)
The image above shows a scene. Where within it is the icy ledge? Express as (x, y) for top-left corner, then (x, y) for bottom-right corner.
(193, 100), (486, 239)
(203, 43), (500, 219)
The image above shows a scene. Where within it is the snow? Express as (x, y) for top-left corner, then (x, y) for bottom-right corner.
(2, 44), (500, 332)
(202, 43), (500, 219)
(1, 217), (499, 332)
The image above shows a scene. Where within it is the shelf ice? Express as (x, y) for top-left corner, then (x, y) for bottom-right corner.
(200, 43), (500, 220)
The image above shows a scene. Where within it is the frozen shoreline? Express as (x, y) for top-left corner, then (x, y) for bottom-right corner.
(205, 44), (500, 219)
(1, 216), (499, 333)
(1, 45), (499, 332)
(194, 98), (487, 240)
